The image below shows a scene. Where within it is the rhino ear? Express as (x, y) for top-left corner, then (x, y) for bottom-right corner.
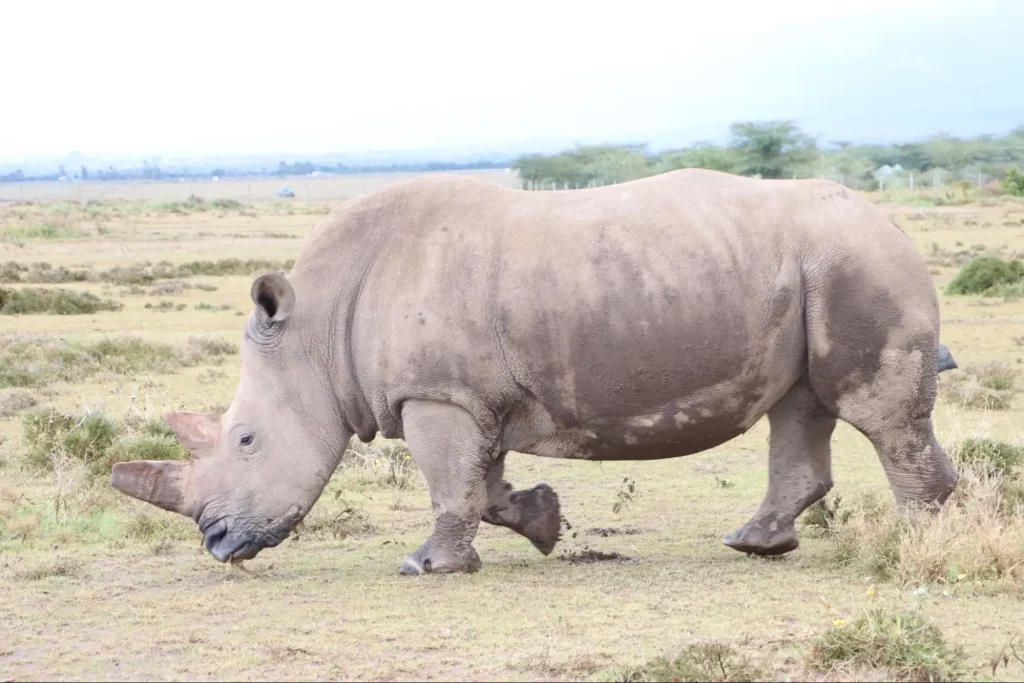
(251, 272), (295, 323)
(164, 411), (220, 452)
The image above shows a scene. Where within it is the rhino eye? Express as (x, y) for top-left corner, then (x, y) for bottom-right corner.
(239, 434), (253, 447)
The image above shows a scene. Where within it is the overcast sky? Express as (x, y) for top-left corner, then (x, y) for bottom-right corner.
(3, 0), (1023, 162)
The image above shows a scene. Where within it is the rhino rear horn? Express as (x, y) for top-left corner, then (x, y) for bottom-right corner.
(110, 460), (191, 515)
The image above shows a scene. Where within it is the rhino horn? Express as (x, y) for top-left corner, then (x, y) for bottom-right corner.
(110, 460), (192, 515)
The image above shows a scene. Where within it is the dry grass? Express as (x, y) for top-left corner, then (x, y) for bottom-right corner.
(939, 360), (1021, 410)
(0, 189), (1023, 680)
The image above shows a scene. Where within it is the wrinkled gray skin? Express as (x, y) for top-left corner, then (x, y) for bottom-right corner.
(111, 169), (961, 573)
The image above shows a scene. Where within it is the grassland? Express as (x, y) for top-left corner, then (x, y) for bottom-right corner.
(1, 176), (1023, 681)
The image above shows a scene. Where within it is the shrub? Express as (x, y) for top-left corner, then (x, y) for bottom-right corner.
(0, 287), (122, 315)
(945, 256), (1024, 296)
(808, 607), (966, 681)
(339, 437), (422, 490)
(827, 461), (1024, 585)
(940, 360), (1020, 410)
(0, 334), (236, 389)
(0, 390), (38, 418)
(22, 409), (187, 475)
(952, 438), (1024, 480)
(1003, 167), (1024, 197)
(801, 494), (851, 532)
(604, 643), (763, 682)
(23, 410), (119, 470)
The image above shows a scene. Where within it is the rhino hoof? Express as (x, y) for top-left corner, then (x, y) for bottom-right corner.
(398, 545), (481, 576)
(519, 483), (562, 556)
(399, 556), (426, 575)
(723, 520), (799, 556)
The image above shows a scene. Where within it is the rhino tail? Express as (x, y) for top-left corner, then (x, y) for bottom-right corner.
(937, 344), (958, 373)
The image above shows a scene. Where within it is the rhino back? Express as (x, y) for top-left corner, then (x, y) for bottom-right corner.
(301, 170), (931, 459)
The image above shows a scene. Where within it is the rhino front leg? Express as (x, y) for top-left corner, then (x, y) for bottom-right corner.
(481, 453), (562, 555)
(398, 400), (493, 575)
(724, 380), (836, 556)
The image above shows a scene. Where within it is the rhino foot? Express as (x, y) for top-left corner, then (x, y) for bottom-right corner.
(511, 483), (562, 556)
(723, 514), (799, 556)
(399, 542), (482, 576)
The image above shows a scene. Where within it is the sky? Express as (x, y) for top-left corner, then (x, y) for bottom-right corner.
(2, 0), (1024, 164)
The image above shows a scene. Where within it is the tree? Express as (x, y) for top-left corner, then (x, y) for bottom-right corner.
(728, 121), (817, 179)
(81, 166), (88, 180)
(655, 143), (741, 174)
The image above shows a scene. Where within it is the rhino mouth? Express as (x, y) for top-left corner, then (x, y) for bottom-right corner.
(199, 508), (303, 563)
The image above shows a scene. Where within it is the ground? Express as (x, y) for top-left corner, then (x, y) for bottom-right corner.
(1, 176), (1022, 681)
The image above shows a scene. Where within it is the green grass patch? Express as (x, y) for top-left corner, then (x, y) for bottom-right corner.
(602, 643), (763, 682)
(0, 334), (236, 389)
(945, 256), (1024, 296)
(4, 223), (90, 240)
(22, 409), (188, 475)
(940, 360), (1020, 410)
(0, 287), (122, 315)
(808, 607), (966, 681)
(952, 438), (1024, 480)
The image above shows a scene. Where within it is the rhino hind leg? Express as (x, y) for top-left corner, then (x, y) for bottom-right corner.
(481, 453), (562, 555)
(397, 400), (491, 575)
(724, 380), (836, 556)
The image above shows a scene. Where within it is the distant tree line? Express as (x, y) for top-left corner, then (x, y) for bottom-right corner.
(514, 121), (1024, 191)
(0, 159), (511, 184)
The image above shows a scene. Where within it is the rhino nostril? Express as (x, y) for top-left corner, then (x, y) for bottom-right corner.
(203, 519), (228, 553)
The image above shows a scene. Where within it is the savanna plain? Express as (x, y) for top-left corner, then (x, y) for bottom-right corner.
(1, 173), (1023, 682)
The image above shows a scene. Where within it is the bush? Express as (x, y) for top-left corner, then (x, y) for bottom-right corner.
(604, 643), (762, 682)
(0, 287), (122, 315)
(23, 410), (119, 470)
(0, 334), (236, 389)
(940, 360), (1020, 410)
(827, 460), (1024, 585)
(808, 607), (966, 681)
(945, 257), (1024, 296)
(22, 409), (187, 475)
(1003, 167), (1024, 197)
(952, 438), (1024, 480)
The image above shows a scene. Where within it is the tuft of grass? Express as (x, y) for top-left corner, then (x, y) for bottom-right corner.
(945, 256), (1024, 296)
(22, 409), (188, 476)
(0, 287), (122, 315)
(0, 334), (236, 389)
(808, 607), (966, 681)
(940, 360), (1020, 410)
(0, 259), (293, 285)
(12, 557), (84, 581)
(952, 438), (1024, 480)
(338, 437), (422, 490)
(4, 223), (89, 240)
(801, 494), (852, 533)
(601, 643), (763, 682)
(827, 459), (1024, 585)
(0, 389), (38, 418)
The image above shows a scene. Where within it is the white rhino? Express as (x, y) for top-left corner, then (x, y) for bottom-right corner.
(111, 169), (960, 574)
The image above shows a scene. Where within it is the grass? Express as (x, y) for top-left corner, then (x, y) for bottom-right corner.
(602, 643), (764, 682)
(809, 607), (966, 681)
(940, 360), (1020, 410)
(3, 223), (90, 240)
(945, 256), (1024, 296)
(0, 188), (1023, 680)
(0, 258), (294, 286)
(0, 334), (236, 389)
(21, 409), (187, 475)
(0, 287), (122, 315)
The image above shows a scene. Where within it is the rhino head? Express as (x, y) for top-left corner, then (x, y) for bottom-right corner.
(111, 272), (351, 562)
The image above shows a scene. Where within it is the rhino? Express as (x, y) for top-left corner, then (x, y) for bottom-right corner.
(111, 169), (960, 574)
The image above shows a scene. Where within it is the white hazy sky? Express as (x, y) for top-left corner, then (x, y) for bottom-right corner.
(2, 0), (1023, 161)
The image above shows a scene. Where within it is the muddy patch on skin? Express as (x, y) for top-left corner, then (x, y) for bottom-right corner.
(558, 549), (635, 564)
(584, 527), (643, 537)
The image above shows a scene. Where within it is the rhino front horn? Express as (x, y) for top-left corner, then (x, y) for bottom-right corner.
(110, 460), (191, 515)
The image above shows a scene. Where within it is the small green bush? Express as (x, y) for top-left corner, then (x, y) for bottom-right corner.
(0, 287), (122, 315)
(809, 608), (966, 681)
(945, 256), (1024, 296)
(952, 438), (1024, 480)
(23, 410), (119, 470)
(1003, 167), (1024, 197)
(0, 334), (236, 389)
(605, 643), (763, 682)
(22, 410), (187, 475)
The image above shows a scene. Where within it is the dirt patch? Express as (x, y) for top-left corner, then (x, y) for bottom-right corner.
(585, 526), (642, 537)
(559, 549), (635, 564)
